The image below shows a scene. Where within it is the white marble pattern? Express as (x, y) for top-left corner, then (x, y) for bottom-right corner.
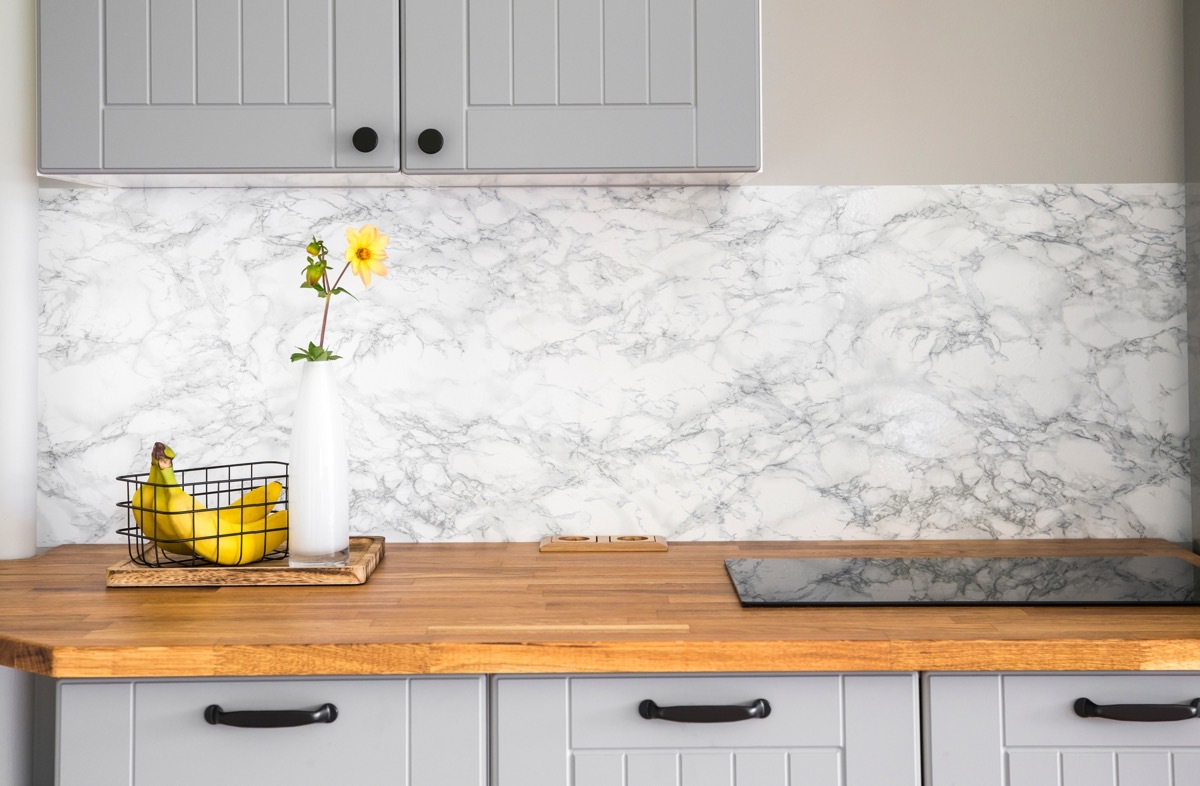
(38, 185), (1188, 545)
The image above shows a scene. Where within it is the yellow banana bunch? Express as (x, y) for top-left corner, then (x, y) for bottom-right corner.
(133, 443), (288, 565)
(131, 459), (191, 555)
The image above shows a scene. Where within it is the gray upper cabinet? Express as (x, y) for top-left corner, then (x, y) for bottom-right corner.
(403, 0), (761, 174)
(38, 0), (399, 173)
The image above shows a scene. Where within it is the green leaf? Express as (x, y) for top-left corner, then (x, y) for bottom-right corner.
(290, 342), (341, 362)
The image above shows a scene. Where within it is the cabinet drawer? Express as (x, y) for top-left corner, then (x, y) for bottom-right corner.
(571, 675), (842, 749)
(56, 676), (485, 786)
(495, 673), (920, 786)
(1004, 674), (1200, 748)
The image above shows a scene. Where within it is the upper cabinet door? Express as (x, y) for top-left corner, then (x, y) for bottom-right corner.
(38, 0), (398, 172)
(403, 0), (761, 173)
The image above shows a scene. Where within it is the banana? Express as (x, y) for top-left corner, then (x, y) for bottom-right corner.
(225, 481), (284, 524)
(135, 442), (288, 565)
(132, 460), (191, 555)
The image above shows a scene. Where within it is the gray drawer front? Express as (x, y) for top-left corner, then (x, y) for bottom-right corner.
(1005, 674), (1200, 748)
(496, 673), (919, 786)
(928, 673), (1200, 786)
(56, 676), (485, 786)
(134, 679), (405, 783)
(571, 675), (841, 749)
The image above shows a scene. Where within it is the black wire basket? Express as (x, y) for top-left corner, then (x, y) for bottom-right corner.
(116, 461), (289, 568)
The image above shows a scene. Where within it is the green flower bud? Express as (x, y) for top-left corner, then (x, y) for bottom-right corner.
(304, 263), (324, 286)
(306, 240), (322, 257)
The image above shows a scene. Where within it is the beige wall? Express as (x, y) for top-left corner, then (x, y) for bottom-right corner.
(758, 0), (1184, 185)
(1186, 0), (1200, 183)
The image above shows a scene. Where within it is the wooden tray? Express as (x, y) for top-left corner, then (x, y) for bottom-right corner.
(106, 537), (384, 587)
(539, 535), (668, 553)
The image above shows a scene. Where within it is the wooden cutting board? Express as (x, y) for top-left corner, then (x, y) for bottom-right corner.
(106, 537), (384, 587)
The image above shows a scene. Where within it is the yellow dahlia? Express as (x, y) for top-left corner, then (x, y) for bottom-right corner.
(345, 224), (390, 287)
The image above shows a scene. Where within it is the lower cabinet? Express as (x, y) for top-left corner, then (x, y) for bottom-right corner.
(59, 670), (1200, 785)
(927, 673), (1200, 786)
(493, 673), (921, 786)
(45, 675), (486, 786)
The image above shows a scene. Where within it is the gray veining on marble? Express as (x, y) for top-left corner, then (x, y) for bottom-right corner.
(724, 556), (1199, 605)
(38, 185), (1188, 545)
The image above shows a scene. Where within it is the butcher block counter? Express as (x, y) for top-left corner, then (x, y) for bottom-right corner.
(2, 539), (1200, 679)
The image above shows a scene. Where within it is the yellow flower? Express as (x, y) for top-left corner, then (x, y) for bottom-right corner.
(345, 225), (390, 287)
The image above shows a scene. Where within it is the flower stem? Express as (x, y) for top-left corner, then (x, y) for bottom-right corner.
(317, 261), (352, 351)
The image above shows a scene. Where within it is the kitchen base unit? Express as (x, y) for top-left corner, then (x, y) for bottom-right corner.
(927, 672), (1200, 786)
(493, 673), (920, 786)
(35, 675), (486, 786)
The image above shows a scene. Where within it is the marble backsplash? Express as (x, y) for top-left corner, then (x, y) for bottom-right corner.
(38, 184), (1188, 545)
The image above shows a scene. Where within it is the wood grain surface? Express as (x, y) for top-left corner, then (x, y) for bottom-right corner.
(105, 537), (384, 586)
(3, 539), (1200, 678)
(538, 535), (669, 552)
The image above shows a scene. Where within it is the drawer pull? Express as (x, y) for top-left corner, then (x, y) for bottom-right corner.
(203, 703), (338, 728)
(1073, 697), (1200, 722)
(638, 698), (771, 723)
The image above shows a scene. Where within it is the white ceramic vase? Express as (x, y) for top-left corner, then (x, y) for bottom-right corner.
(288, 360), (350, 567)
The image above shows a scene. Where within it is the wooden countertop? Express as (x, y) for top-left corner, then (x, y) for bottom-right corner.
(3, 539), (1200, 678)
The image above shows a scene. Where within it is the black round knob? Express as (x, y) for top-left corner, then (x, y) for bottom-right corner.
(352, 127), (378, 153)
(417, 128), (444, 155)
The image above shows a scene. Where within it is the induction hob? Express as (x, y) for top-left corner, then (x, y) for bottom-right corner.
(724, 555), (1200, 607)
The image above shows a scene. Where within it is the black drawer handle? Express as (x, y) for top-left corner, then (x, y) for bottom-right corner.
(1074, 697), (1200, 722)
(638, 698), (771, 723)
(204, 703), (338, 728)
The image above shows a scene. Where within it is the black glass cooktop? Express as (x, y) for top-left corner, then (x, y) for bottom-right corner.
(725, 555), (1200, 607)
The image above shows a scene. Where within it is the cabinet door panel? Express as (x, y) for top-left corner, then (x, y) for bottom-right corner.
(333, 0), (399, 169)
(603, 0), (649, 104)
(1007, 751), (1060, 786)
(735, 752), (788, 786)
(790, 750), (843, 785)
(558, 0), (604, 104)
(681, 753), (732, 786)
(696, 0), (760, 168)
(105, 0), (148, 105)
(928, 675), (1005, 786)
(410, 677), (487, 786)
(241, 0), (287, 104)
(58, 683), (132, 786)
(196, 0), (241, 104)
(628, 753), (679, 786)
(1061, 752), (1113, 786)
(513, 0), (557, 105)
(405, 0), (468, 169)
(288, 0), (332, 104)
(649, 0), (694, 104)
(1117, 752), (1171, 786)
(467, 106), (695, 170)
(1176, 753), (1200, 786)
(104, 107), (334, 169)
(42, 0), (394, 171)
(39, 0), (102, 170)
(405, 0), (759, 173)
(468, 0), (512, 106)
(575, 753), (625, 786)
(845, 675), (920, 786)
(150, 0), (195, 104)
